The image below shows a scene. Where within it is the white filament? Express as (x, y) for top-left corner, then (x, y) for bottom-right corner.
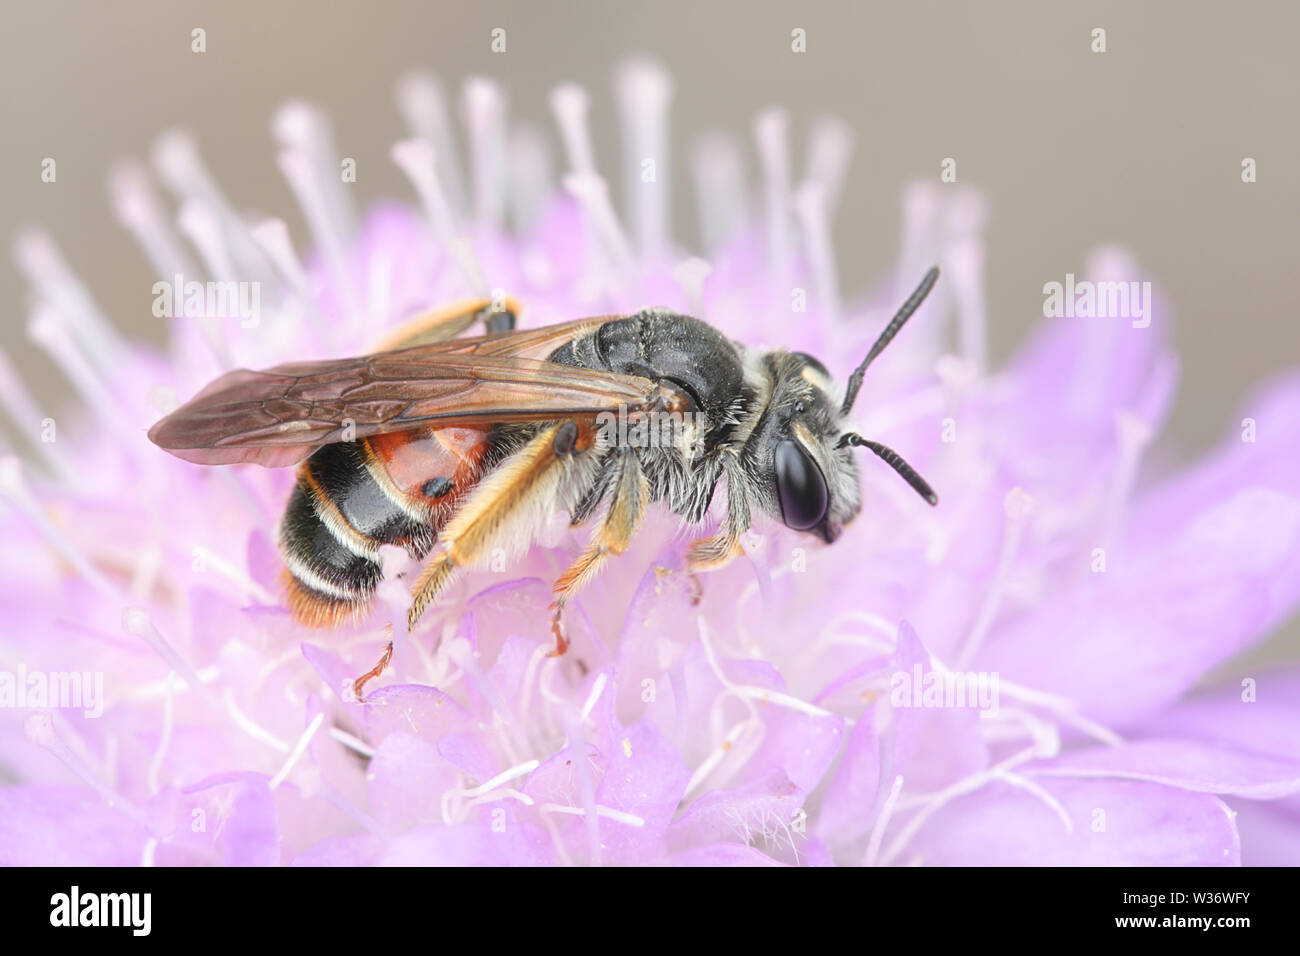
(462, 77), (509, 229)
(13, 229), (130, 375)
(396, 72), (468, 215)
(793, 181), (841, 321)
(108, 162), (200, 280)
(549, 83), (597, 175)
(391, 137), (459, 243)
(690, 132), (750, 254)
(754, 108), (793, 278)
(614, 56), (673, 256)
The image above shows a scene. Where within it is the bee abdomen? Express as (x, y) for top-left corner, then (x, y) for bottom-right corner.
(280, 441), (435, 627)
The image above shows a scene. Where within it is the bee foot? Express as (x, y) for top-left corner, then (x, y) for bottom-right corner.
(352, 640), (394, 701)
(547, 603), (570, 657)
(686, 569), (703, 606)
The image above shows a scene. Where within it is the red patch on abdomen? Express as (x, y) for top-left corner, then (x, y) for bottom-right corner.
(368, 426), (491, 506)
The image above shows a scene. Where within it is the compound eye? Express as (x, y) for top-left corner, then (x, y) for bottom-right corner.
(774, 440), (829, 531)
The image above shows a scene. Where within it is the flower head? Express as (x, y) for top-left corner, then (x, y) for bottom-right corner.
(2, 59), (1299, 867)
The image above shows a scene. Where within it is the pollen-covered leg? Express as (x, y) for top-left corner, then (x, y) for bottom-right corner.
(367, 295), (520, 352)
(686, 457), (752, 573)
(406, 422), (594, 630)
(549, 449), (648, 655)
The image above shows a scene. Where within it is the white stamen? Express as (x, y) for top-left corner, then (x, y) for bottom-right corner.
(549, 83), (597, 175)
(27, 306), (131, 433)
(946, 234), (988, 374)
(614, 55), (673, 257)
(805, 116), (854, 216)
(560, 710), (603, 865)
(249, 217), (311, 301)
(683, 619), (764, 800)
(579, 671), (608, 721)
(277, 147), (362, 326)
(564, 171), (635, 275)
(507, 123), (553, 237)
(269, 711), (325, 789)
(249, 217), (325, 350)
(13, 228), (129, 374)
(462, 77), (509, 229)
(391, 137), (458, 243)
(145, 673), (177, 794)
(1098, 411), (1154, 563)
(957, 487), (1036, 669)
(190, 544), (277, 605)
(1069, 246), (1144, 415)
(898, 180), (941, 289)
(997, 770), (1074, 833)
(754, 108), (793, 277)
(396, 71), (468, 216)
(690, 132), (750, 253)
(177, 199), (241, 283)
(0, 456), (119, 600)
(993, 678), (1124, 747)
(122, 607), (226, 718)
(328, 727), (376, 759)
(863, 774), (904, 866)
(150, 129), (269, 279)
(25, 712), (150, 828)
(672, 257), (713, 315)
(539, 803), (646, 827)
(317, 781), (384, 835)
(108, 162), (200, 280)
(439, 759), (540, 827)
(447, 236), (492, 298)
(220, 687), (291, 753)
(793, 181), (841, 321)
(272, 100), (356, 240)
(0, 349), (74, 481)
(128, 543), (163, 603)
(444, 637), (529, 764)
(169, 203), (238, 368)
(880, 739), (1050, 866)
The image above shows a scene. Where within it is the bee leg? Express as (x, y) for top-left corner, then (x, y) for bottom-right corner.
(368, 296), (521, 351)
(686, 457), (752, 573)
(407, 423), (588, 630)
(549, 449), (648, 656)
(351, 640), (394, 701)
(685, 570), (704, 606)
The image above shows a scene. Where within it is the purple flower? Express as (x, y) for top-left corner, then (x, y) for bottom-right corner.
(2, 60), (1298, 867)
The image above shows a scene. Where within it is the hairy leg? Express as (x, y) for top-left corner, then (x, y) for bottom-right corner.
(369, 295), (519, 352)
(548, 449), (649, 654)
(406, 421), (594, 630)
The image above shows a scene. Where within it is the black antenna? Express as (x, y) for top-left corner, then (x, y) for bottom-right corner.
(837, 433), (939, 506)
(841, 266), (940, 415)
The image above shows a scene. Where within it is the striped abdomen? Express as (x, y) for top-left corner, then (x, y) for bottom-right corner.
(280, 426), (490, 626)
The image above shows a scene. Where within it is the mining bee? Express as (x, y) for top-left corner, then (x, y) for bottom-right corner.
(150, 268), (941, 655)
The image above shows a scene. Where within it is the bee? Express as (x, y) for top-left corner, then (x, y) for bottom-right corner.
(149, 268), (941, 655)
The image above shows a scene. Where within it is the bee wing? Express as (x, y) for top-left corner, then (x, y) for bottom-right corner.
(149, 319), (652, 467)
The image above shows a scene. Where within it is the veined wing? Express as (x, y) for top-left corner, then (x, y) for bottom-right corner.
(149, 318), (651, 467)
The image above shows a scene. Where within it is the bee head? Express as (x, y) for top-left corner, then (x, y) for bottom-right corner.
(748, 268), (941, 543)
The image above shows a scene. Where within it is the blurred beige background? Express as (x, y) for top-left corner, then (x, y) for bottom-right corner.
(2, 0), (1297, 668)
